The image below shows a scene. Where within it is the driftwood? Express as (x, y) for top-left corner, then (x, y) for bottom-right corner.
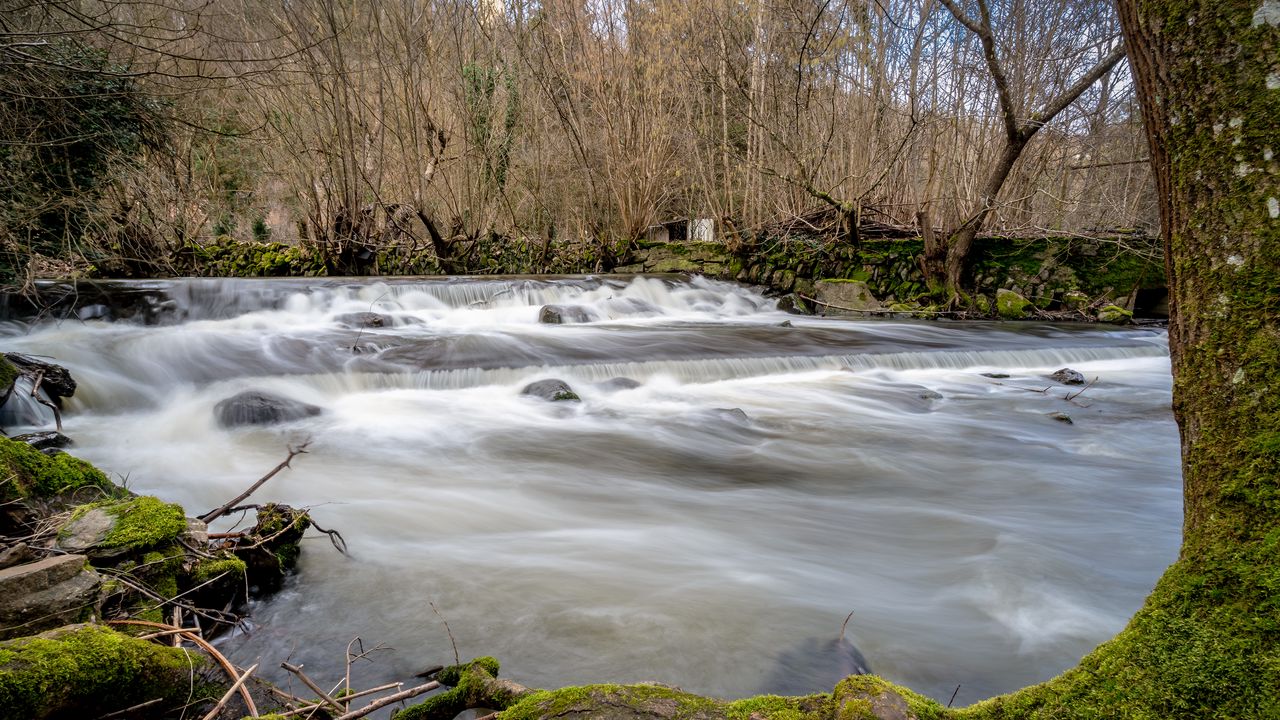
(199, 441), (310, 524)
(200, 662), (259, 720)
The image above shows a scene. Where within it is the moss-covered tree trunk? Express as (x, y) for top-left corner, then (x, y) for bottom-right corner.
(959, 2), (1280, 716)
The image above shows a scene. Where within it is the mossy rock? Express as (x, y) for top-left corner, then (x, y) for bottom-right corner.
(1096, 304), (1134, 324)
(0, 624), (222, 720)
(57, 496), (186, 560)
(995, 289), (1031, 319)
(0, 436), (122, 503)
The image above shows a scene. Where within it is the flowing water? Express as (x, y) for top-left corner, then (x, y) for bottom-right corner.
(0, 275), (1181, 708)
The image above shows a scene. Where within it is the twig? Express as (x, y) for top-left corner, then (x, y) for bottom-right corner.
(274, 683), (403, 718)
(948, 684), (961, 708)
(200, 441), (311, 524)
(430, 601), (460, 665)
(1065, 376), (1098, 402)
(95, 698), (164, 720)
(280, 662), (346, 714)
(200, 662), (259, 720)
(330, 681), (441, 720)
(311, 519), (349, 555)
(839, 610), (855, 642)
(28, 369), (63, 432)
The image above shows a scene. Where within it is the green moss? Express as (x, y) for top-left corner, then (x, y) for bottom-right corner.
(0, 624), (220, 719)
(1096, 304), (1134, 324)
(0, 357), (17, 392)
(0, 436), (121, 502)
(995, 289), (1031, 319)
(193, 555), (247, 583)
(65, 496), (186, 552)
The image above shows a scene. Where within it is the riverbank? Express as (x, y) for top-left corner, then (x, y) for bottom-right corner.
(18, 227), (1166, 325)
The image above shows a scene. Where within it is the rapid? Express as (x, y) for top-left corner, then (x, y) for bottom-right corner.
(0, 275), (1181, 706)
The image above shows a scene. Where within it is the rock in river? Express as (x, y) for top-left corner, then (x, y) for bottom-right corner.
(521, 379), (581, 402)
(214, 390), (323, 428)
(1051, 368), (1086, 385)
(538, 304), (595, 324)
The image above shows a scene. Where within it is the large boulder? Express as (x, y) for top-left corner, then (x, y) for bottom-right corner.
(0, 555), (101, 640)
(814, 280), (882, 314)
(521, 379), (581, 402)
(214, 390), (322, 428)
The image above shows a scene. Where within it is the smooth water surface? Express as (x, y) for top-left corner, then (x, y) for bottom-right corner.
(0, 276), (1181, 707)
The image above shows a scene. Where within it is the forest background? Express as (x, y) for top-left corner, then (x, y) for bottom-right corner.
(0, 0), (1157, 299)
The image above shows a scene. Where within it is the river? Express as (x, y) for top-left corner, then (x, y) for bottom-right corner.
(0, 275), (1181, 708)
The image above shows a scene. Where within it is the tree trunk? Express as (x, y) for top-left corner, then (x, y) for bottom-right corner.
(941, 137), (1027, 297)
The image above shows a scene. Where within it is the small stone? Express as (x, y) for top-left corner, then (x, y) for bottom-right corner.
(981, 372), (1011, 379)
(0, 542), (36, 570)
(1050, 412), (1074, 424)
(1051, 368), (1086, 385)
(918, 390), (944, 400)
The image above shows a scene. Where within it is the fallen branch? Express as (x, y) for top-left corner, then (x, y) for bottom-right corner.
(1065, 376), (1099, 402)
(200, 441), (311, 524)
(200, 662), (259, 720)
(28, 369), (63, 432)
(281, 661), (346, 714)
(331, 681), (441, 720)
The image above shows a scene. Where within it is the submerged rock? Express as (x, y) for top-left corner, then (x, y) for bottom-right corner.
(335, 311), (394, 328)
(538, 304), (595, 324)
(521, 379), (581, 402)
(0, 555), (102, 640)
(1051, 368), (1086, 385)
(1050, 411), (1074, 424)
(598, 377), (642, 392)
(214, 390), (323, 428)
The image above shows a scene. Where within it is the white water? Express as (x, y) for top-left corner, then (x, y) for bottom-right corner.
(0, 275), (1181, 707)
